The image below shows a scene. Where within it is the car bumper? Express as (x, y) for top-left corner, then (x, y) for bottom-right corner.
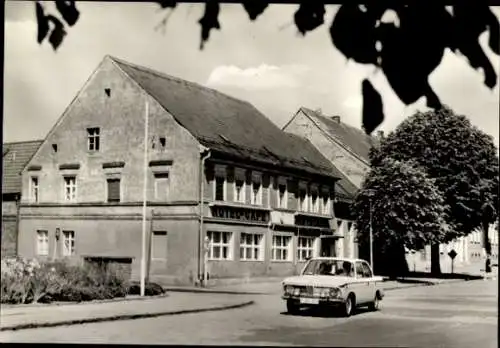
(282, 295), (346, 306)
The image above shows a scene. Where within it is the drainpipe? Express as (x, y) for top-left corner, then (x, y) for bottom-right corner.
(198, 146), (211, 286)
(15, 194), (21, 257)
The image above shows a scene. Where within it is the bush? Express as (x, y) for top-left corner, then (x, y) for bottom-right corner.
(0, 257), (130, 304)
(127, 281), (165, 296)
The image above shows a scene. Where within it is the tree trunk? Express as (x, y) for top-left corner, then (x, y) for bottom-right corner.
(431, 242), (441, 275)
(482, 221), (491, 273)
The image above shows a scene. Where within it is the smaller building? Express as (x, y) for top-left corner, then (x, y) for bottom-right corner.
(2, 140), (43, 258)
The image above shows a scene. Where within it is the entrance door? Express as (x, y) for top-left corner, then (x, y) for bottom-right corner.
(320, 237), (336, 257)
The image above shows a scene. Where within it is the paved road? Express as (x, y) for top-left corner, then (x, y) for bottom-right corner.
(1, 280), (497, 347)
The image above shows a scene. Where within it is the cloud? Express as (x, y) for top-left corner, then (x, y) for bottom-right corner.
(206, 64), (311, 90)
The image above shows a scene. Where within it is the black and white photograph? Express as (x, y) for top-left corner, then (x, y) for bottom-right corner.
(1, 1), (499, 347)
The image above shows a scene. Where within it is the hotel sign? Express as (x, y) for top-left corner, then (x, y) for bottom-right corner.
(295, 215), (330, 228)
(211, 206), (270, 223)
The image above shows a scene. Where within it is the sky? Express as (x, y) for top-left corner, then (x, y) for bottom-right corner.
(3, 2), (500, 147)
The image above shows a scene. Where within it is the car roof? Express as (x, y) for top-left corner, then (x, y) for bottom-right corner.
(308, 257), (368, 263)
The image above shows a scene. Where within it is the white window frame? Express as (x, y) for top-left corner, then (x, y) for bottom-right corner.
(239, 232), (264, 261)
(233, 169), (246, 203)
(62, 230), (75, 256)
(298, 182), (308, 212)
(64, 176), (77, 202)
(30, 176), (39, 203)
(251, 172), (263, 206)
(297, 236), (316, 261)
(36, 230), (49, 256)
(207, 231), (233, 260)
(213, 165), (227, 201)
(272, 234), (292, 262)
(277, 178), (288, 209)
(309, 185), (319, 213)
(154, 173), (170, 201)
(87, 127), (100, 151)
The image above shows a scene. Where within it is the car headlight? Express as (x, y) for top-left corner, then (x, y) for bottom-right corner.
(329, 287), (342, 298)
(293, 287), (301, 296)
(284, 285), (294, 294)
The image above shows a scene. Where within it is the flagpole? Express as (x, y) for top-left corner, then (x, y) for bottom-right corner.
(140, 100), (149, 297)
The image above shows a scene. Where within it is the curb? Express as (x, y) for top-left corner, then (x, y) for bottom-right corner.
(163, 288), (267, 295)
(0, 300), (255, 332)
(0, 293), (170, 310)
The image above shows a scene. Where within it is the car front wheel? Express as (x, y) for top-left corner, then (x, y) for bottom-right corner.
(341, 295), (355, 317)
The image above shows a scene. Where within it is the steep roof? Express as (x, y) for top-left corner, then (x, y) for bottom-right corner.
(299, 107), (376, 163)
(2, 140), (43, 194)
(110, 56), (338, 179)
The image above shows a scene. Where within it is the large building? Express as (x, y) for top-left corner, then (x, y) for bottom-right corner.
(282, 107), (378, 260)
(16, 56), (345, 285)
(2, 140), (43, 258)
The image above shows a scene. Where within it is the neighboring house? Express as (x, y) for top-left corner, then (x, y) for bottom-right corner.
(18, 55), (343, 285)
(1, 140), (43, 258)
(282, 107), (379, 260)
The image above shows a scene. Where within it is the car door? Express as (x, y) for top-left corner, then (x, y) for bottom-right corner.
(361, 261), (376, 302)
(354, 261), (370, 304)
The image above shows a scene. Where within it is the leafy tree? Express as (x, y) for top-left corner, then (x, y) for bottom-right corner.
(369, 107), (499, 274)
(353, 158), (446, 276)
(32, 1), (499, 135)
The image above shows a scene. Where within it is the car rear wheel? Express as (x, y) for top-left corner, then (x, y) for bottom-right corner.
(341, 294), (355, 317)
(368, 293), (380, 311)
(287, 300), (300, 314)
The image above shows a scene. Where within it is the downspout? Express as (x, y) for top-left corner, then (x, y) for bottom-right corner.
(15, 193), (21, 257)
(198, 147), (211, 285)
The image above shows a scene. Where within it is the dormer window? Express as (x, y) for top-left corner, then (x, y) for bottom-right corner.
(87, 127), (100, 151)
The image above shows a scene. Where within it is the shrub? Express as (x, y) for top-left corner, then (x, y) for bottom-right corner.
(0, 257), (130, 304)
(127, 281), (165, 296)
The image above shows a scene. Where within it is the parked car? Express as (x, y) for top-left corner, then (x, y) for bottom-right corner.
(282, 257), (385, 317)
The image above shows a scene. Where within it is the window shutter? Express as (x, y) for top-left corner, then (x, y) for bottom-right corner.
(107, 179), (120, 202)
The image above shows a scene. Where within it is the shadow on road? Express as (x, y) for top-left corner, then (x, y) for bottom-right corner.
(400, 272), (483, 281)
(280, 306), (375, 318)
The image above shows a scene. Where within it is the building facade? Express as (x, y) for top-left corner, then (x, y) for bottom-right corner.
(2, 140), (43, 258)
(17, 56), (342, 285)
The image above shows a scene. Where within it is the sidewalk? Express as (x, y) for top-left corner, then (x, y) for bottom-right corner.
(0, 292), (254, 332)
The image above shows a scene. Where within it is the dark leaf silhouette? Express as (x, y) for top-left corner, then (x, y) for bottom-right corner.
(47, 15), (67, 50)
(362, 79), (384, 135)
(486, 9), (500, 55)
(242, 0), (268, 21)
(55, 0), (80, 26)
(452, 5), (498, 89)
(36, 2), (49, 44)
(294, 3), (325, 35)
(156, 0), (177, 9)
(329, 5), (380, 65)
(198, 1), (220, 50)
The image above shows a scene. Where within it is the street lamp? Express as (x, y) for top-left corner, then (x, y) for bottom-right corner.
(365, 189), (376, 272)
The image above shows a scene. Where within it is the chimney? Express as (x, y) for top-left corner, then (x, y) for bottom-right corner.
(376, 130), (384, 139)
(331, 115), (341, 123)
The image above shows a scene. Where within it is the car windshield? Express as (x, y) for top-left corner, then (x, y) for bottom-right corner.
(302, 259), (355, 277)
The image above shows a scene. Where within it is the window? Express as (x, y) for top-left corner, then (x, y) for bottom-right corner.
(322, 192), (330, 215)
(62, 230), (75, 256)
(207, 231), (232, 260)
(36, 230), (49, 256)
(214, 176), (226, 201)
(272, 235), (292, 261)
(87, 127), (100, 151)
(159, 137), (166, 148)
(154, 173), (170, 201)
(107, 178), (121, 202)
(240, 233), (264, 261)
(278, 183), (287, 209)
(64, 176), (77, 202)
(234, 178), (245, 203)
(152, 231), (167, 260)
(310, 188), (319, 213)
(30, 176), (39, 202)
(299, 187), (308, 211)
(251, 175), (262, 205)
(298, 236), (315, 261)
(360, 262), (373, 278)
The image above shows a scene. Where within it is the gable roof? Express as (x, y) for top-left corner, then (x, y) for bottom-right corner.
(2, 140), (43, 194)
(110, 56), (338, 179)
(298, 107), (377, 163)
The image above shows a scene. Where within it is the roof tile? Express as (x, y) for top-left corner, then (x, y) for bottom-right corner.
(2, 140), (43, 194)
